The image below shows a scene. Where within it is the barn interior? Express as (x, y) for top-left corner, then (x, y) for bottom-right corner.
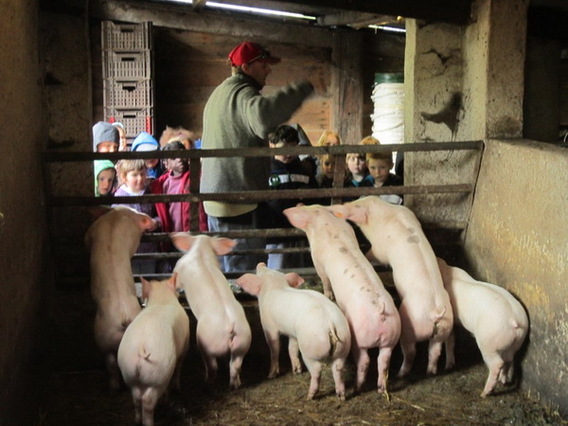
(1, 0), (568, 424)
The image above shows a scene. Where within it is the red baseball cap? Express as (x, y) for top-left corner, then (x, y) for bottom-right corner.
(228, 41), (281, 67)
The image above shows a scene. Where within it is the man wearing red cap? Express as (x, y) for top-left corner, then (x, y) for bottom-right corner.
(200, 40), (314, 273)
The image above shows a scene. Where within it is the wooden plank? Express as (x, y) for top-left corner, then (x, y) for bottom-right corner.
(332, 31), (364, 144)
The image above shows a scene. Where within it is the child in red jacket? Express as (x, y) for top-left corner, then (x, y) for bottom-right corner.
(151, 141), (208, 271)
(151, 140), (208, 233)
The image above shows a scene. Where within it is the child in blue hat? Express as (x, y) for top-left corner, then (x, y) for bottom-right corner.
(131, 132), (164, 180)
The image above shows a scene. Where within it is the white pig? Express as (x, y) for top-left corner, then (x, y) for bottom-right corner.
(283, 205), (401, 394)
(437, 258), (529, 397)
(170, 233), (251, 389)
(327, 196), (453, 378)
(118, 276), (190, 426)
(84, 206), (157, 390)
(236, 263), (351, 400)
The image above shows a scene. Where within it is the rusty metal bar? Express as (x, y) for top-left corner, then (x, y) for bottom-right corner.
(42, 140), (484, 162)
(48, 183), (473, 206)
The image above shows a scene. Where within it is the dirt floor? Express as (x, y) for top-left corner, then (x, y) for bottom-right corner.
(38, 276), (566, 426)
(38, 346), (565, 426)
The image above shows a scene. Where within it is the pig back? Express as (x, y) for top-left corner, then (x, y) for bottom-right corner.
(118, 304), (189, 382)
(174, 252), (245, 322)
(260, 287), (350, 353)
(445, 270), (528, 340)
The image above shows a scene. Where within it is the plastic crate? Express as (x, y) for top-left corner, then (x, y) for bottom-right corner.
(103, 79), (153, 109)
(106, 108), (154, 139)
(102, 21), (152, 51)
(103, 50), (152, 80)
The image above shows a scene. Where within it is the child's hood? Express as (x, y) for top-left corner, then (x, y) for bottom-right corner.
(94, 160), (116, 179)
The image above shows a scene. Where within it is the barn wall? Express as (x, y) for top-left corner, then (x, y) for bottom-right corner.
(463, 138), (568, 416)
(0, 1), (48, 425)
(86, 12), (404, 146)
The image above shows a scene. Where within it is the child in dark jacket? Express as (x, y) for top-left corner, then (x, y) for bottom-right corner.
(267, 125), (318, 270)
(366, 151), (404, 205)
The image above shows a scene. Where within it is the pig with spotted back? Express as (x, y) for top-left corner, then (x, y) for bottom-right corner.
(84, 206), (158, 390)
(327, 196), (453, 378)
(237, 263), (351, 400)
(283, 205), (401, 394)
(170, 233), (251, 389)
(437, 258), (529, 397)
(118, 276), (190, 426)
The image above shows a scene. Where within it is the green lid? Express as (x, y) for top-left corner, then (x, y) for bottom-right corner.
(374, 72), (404, 84)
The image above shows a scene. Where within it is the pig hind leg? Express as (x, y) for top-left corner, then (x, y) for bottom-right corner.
(141, 387), (160, 426)
(199, 348), (218, 387)
(228, 353), (245, 389)
(481, 353), (505, 397)
(288, 337), (303, 374)
(397, 303), (417, 377)
(131, 388), (143, 424)
(106, 352), (122, 391)
(331, 357), (347, 400)
(377, 347), (394, 393)
(444, 330), (456, 370)
(302, 358), (323, 400)
(352, 344), (370, 392)
(264, 330), (282, 379)
(426, 339), (443, 375)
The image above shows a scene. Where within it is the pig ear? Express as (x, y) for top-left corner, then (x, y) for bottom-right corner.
(171, 272), (179, 288)
(141, 278), (152, 300)
(284, 272), (305, 288)
(211, 237), (237, 256)
(170, 232), (193, 252)
(348, 206), (368, 225)
(235, 273), (262, 296)
(137, 214), (154, 232)
(329, 204), (367, 225)
(166, 274), (178, 295)
(283, 207), (307, 229)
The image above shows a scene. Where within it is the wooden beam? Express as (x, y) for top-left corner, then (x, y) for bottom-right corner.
(87, 0), (334, 48)
(318, 12), (398, 28)
(263, 0), (473, 24)
(332, 30), (363, 145)
(192, 0), (208, 11)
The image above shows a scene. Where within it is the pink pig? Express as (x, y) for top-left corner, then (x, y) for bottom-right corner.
(327, 196), (453, 378)
(84, 206), (158, 390)
(117, 276), (190, 426)
(236, 263), (351, 400)
(283, 205), (401, 394)
(437, 258), (529, 397)
(170, 233), (252, 389)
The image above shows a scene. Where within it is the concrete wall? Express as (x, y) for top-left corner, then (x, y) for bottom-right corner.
(0, 1), (48, 425)
(404, 0), (568, 414)
(464, 138), (568, 416)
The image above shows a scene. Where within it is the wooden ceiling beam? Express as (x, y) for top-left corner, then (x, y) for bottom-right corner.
(317, 12), (400, 29)
(262, 0), (473, 24)
(86, 0), (335, 48)
(192, 0), (208, 11)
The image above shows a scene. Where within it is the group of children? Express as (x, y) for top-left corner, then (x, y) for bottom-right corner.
(91, 120), (404, 273)
(92, 121), (207, 274)
(265, 125), (404, 269)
